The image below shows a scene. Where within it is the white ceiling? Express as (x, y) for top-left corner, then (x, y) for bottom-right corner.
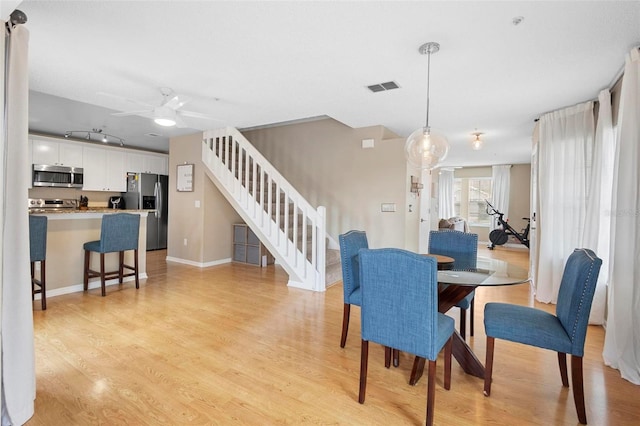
(19, 1), (640, 166)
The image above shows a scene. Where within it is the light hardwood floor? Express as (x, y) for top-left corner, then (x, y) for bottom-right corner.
(27, 246), (640, 425)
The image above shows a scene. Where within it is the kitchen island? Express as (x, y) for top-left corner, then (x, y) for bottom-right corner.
(29, 210), (151, 299)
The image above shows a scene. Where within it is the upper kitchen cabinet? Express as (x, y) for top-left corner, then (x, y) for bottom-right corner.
(82, 146), (127, 192)
(32, 137), (83, 167)
(126, 151), (168, 175)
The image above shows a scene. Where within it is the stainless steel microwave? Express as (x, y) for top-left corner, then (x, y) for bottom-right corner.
(32, 164), (83, 188)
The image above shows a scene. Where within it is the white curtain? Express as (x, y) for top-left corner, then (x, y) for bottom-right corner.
(490, 165), (511, 231)
(603, 47), (640, 385)
(438, 169), (454, 219)
(535, 101), (594, 303)
(1, 21), (34, 424)
(582, 90), (615, 325)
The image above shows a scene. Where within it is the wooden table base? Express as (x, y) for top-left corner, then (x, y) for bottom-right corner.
(408, 283), (484, 385)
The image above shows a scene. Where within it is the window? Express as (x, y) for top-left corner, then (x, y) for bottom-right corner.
(453, 178), (493, 226)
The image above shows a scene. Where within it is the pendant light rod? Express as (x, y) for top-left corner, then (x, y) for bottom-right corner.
(418, 42), (440, 130)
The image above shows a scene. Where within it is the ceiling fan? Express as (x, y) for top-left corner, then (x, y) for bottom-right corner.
(99, 87), (219, 128)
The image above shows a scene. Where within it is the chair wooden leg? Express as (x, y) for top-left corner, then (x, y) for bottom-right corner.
(83, 250), (90, 291)
(340, 303), (350, 348)
(444, 336), (452, 390)
(470, 299), (474, 337)
(484, 336), (495, 396)
(558, 352), (569, 387)
(31, 262), (35, 301)
(393, 349), (399, 367)
(571, 355), (587, 424)
(358, 340), (369, 404)
(384, 347), (391, 368)
(134, 249), (139, 289)
(40, 259), (46, 310)
(410, 356), (425, 386)
(426, 359), (437, 426)
(100, 253), (106, 297)
(118, 251), (125, 283)
(459, 307), (467, 340)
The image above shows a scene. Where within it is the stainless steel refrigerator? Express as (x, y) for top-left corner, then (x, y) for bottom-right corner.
(123, 172), (168, 250)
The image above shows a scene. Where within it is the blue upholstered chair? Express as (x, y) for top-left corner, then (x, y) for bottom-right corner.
(83, 213), (141, 297)
(428, 230), (478, 339)
(338, 230), (368, 348)
(358, 248), (454, 426)
(29, 215), (48, 310)
(483, 248), (602, 425)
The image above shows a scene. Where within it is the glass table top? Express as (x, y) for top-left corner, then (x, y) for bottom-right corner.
(437, 256), (530, 286)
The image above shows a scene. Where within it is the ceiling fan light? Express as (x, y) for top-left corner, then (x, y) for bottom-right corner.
(153, 106), (177, 127)
(154, 117), (176, 127)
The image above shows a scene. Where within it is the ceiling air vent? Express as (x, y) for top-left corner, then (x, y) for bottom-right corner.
(145, 132), (162, 137)
(367, 81), (400, 93)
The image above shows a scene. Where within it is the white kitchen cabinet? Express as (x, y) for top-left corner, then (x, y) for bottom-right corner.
(125, 152), (145, 173)
(146, 154), (168, 175)
(126, 152), (168, 175)
(82, 147), (127, 192)
(32, 138), (83, 167)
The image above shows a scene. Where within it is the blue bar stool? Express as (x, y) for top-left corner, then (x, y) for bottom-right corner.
(29, 215), (48, 310)
(83, 213), (140, 297)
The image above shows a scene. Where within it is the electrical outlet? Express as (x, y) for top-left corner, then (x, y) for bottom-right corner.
(183, 238), (188, 246)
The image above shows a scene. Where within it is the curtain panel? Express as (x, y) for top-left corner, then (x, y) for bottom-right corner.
(437, 169), (454, 219)
(582, 89), (615, 325)
(1, 22), (34, 424)
(603, 47), (640, 385)
(490, 165), (511, 232)
(535, 101), (595, 304)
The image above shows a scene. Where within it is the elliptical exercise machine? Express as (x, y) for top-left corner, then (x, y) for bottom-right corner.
(485, 200), (530, 249)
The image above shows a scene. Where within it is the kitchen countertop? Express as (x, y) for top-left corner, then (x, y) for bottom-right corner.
(29, 209), (152, 220)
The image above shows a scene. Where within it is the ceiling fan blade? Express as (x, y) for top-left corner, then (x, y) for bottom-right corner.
(97, 91), (155, 109)
(178, 110), (222, 121)
(162, 94), (189, 110)
(111, 109), (154, 117)
(174, 115), (191, 129)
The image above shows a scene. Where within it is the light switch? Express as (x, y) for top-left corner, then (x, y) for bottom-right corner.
(195, 200), (201, 208)
(381, 203), (396, 212)
(362, 138), (375, 149)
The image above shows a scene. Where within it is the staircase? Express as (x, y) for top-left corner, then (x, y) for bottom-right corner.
(202, 127), (339, 291)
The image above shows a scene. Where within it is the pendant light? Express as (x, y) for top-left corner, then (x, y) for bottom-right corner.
(405, 42), (449, 170)
(471, 131), (484, 150)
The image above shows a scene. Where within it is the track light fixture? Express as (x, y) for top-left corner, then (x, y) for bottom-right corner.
(64, 128), (125, 146)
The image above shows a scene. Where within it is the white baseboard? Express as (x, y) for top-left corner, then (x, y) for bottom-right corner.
(165, 256), (232, 268)
(35, 274), (149, 300)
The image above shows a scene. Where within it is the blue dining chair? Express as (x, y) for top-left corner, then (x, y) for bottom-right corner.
(83, 213), (141, 297)
(358, 248), (454, 426)
(338, 230), (368, 348)
(29, 215), (48, 310)
(483, 248), (602, 425)
(428, 230), (478, 339)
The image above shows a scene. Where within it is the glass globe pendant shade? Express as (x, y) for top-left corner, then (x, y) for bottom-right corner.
(404, 126), (449, 170)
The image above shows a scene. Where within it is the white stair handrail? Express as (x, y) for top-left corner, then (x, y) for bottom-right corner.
(202, 127), (326, 291)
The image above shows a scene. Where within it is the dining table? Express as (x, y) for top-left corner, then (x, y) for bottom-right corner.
(409, 256), (530, 385)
